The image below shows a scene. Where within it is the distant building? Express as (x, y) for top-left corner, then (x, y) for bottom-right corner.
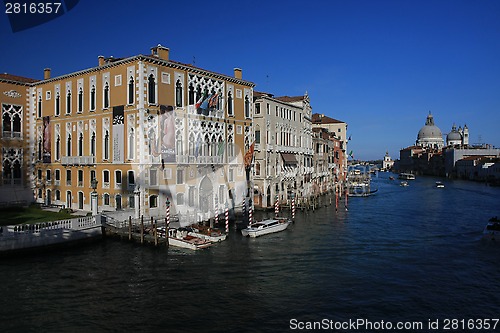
(382, 151), (394, 171)
(416, 112), (444, 149)
(398, 112), (500, 180)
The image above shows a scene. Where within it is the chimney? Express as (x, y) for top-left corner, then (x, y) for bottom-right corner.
(44, 68), (51, 80)
(234, 68), (242, 80)
(98, 55), (105, 66)
(151, 44), (170, 60)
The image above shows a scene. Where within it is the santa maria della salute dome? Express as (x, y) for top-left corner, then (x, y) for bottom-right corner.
(416, 112), (445, 149)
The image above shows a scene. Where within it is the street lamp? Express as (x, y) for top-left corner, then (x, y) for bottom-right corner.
(91, 178), (98, 215)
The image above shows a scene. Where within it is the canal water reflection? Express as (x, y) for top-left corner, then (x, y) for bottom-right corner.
(1, 173), (499, 332)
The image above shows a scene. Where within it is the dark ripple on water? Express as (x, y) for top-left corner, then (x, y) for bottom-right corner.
(1, 174), (500, 332)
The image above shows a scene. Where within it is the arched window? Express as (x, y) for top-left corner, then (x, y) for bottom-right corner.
(103, 193), (110, 205)
(128, 77), (134, 104)
(66, 90), (71, 114)
(104, 130), (109, 160)
(55, 92), (60, 116)
(67, 134), (71, 156)
(91, 132), (96, 156)
(175, 79), (183, 107)
(78, 133), (83, 156)
(78, 88), (83, 112)
(38, 96), (42, 118)
(148, 74), (156, 104)
(227, 91), (233, 116)
(90, 85), (96, 111)
(55, 135), (60, 160)
(128, 128), (135, 160)
(149, 195), (158, 208)
(103, 82), (109, 108)
(188, 84), (195, 105)
(245, 95), (250, 118)
(127, 170), (135, 187)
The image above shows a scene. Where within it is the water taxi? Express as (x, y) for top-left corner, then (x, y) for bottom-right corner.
(398, 173), (416, 180)
(241, 218), (291, 238)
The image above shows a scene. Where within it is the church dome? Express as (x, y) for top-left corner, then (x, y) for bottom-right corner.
(446, 124), (462, 146)
(416, 112), (444, 149)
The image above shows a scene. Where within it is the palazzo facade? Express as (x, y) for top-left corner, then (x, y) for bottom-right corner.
(1, 45), (255, 224)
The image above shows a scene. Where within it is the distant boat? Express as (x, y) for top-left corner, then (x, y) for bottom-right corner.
(389, 176), (395, 180)
(400, 181), (409, 187)
(241, 218), (291, 238)
(483, 217), (500, 240)
(435, 181), (445, 188)
(398, 173), (416, 180)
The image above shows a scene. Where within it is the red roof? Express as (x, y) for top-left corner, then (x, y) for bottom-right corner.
(0, 73), (38, 84)
(312, 113), (345, 124)
(275, 96), (304, 103)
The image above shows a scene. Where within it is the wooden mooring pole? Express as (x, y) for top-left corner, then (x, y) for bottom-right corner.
(128, 216), (132, 240)
(140, 215), (144, 244)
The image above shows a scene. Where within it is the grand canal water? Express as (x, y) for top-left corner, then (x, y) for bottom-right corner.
(1, 173), (500, 333)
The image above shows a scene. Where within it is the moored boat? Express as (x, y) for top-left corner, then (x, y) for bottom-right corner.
(188, 224), (227, 243)
(400, 181), (409, 187)
(158, 227), (212, 250)
(241, 218), (291, 238)
(435, 181), (445, 188)
(483, 216), (500, 240)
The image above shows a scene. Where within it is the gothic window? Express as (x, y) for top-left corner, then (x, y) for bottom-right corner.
(104, 130), (109, 160)
(56, 135), (60, 160)
(38, 96), (42, 118)
(175, 79), (183, 107)
(67, 134), (72, 156)
(55, 93), (60, 116)
(66, 90), (71, 114)
(128, 128), (135, 160)
(188, 84), (195, 105)
(2, 104), (22, 138)
(148, 74), (156, 104)
(128, 77), (134, 104)
(245, 96), (250, 118)
(227, 91), (233, 116)
(255, 128), (261, 144)
(91, 132), (96, 156)
(78, 88), (83, 113)
(196, 85), (202, 102)
(90, 85), (96, 111)
(103, 82), (109, 108)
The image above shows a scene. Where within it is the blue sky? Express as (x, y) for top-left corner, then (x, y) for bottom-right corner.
(1, 0), (499, 160)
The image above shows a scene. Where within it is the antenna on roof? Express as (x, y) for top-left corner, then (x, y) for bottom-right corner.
(192, 56), (196, 65)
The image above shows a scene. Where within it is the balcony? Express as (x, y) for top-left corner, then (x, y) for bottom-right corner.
(61, 156), (96, 166)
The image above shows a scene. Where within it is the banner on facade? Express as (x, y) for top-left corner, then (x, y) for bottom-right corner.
(112, 105), (124, 163)
(158, 104), (176, 163)
(43, 116), (51, 163)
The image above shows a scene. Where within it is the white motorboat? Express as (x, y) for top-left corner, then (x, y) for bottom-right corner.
(400, 181), (409, 187)
(158, 227), (212, 250)
(398, 173), (416, 180)
(483, 217), (500, 240)
(187, 225), (227, 243)
(435, 181), (445, 188)
(241, 218), (291, 238)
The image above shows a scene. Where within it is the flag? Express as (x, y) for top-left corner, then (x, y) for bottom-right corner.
(244, 142), (255, 168)
(217, 141), (225, 156)
(199, 94), (212, 116)
(208, 93), (218, 109)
